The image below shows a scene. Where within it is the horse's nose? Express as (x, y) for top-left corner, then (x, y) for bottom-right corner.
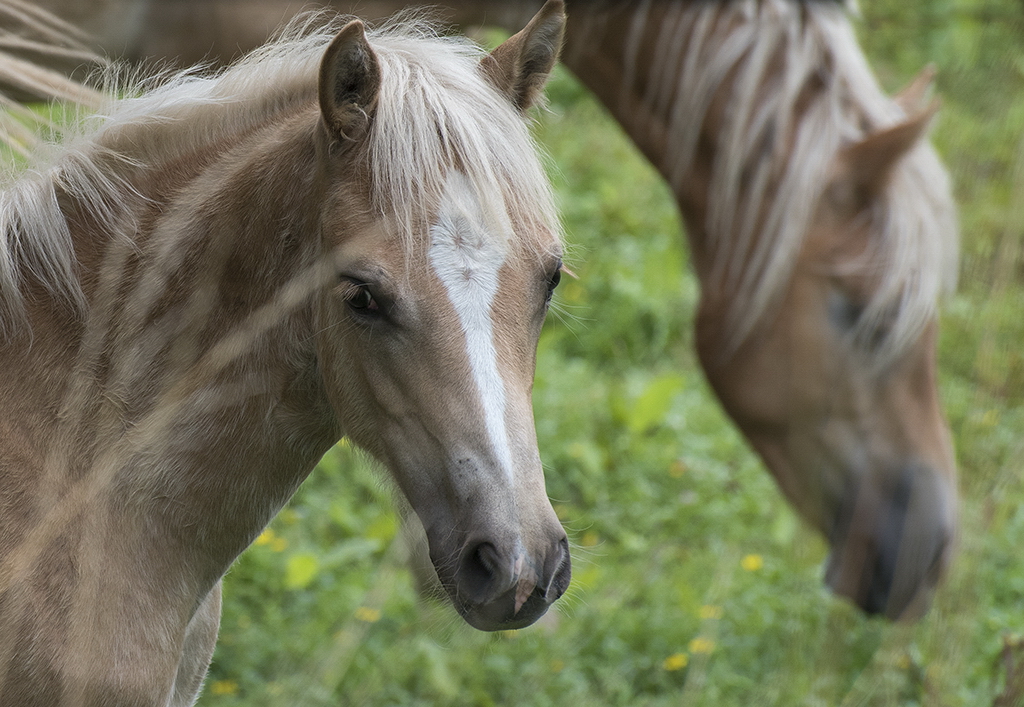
(826, 463), (953, 620)
(455, 535), (571, 630)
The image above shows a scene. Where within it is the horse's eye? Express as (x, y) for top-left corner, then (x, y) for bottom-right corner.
(828, 289), (896, 350)
(346, 285), (377, 312)
(545, 264), (562, 302)
(828, 290), (863, 331)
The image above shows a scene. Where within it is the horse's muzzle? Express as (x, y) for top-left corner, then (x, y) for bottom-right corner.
(448, 535), (571, 631)
(824, 462), (954, 620)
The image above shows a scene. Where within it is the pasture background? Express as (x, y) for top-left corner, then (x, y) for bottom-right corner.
(181, 1), (1023, 704)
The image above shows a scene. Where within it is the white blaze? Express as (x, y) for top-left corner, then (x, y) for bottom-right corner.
(428, 172), (515, 482)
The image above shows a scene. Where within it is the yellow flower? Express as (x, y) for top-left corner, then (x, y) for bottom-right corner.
(895, 654), (911, 670)
(740, 554), (764, 571)
(354, 606), (382, 623)
(210, 680), (239, 696)
(253, 528), (275, 546)
(689, 637), (715, 654)
(669, 460), (687, 478)
(699, 604), (723, 620)
(663, 653), (689, 671)
(550, 659), (565, 673)
(580, 531), (600, 547)
(270, 537), (288, 553)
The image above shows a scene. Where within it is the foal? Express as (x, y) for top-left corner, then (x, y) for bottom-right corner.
(0, 2), (569, 704)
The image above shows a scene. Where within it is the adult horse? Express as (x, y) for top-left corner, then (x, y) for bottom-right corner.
(0, 2), (570, 704)
(547, 0), (960, 622)
(29, 0), (960, 620)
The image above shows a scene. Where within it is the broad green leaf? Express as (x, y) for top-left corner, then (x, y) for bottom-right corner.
(628, 373), (686, 434)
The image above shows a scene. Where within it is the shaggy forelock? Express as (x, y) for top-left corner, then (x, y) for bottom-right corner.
(626, 0), (958, 361)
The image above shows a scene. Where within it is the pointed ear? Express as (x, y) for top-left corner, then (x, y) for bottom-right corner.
(318, 20), (381, 140)
(894, 63), (936, 114)
(480, 0), (565, 112)
(830, 101), (939, 211)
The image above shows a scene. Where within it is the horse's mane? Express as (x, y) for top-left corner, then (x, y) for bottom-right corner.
(635, 0), (958, 359)
(0, 11), (559, 335)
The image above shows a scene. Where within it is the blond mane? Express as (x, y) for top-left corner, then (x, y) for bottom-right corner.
(629, 0), (958, 358)
(0, 11), (559, 335)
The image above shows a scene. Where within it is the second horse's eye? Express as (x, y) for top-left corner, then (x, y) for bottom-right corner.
(347, 285), (377, 312)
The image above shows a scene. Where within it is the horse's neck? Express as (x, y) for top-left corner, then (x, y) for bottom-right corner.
(560, 1), (722, 269)
(0, 106), (339, 589)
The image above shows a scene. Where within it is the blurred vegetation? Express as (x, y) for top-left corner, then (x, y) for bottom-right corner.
(23, 0), (1000, 704)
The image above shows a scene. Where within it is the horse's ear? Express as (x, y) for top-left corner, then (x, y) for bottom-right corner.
(318, 20), (381, 140)
(894, 63), (936, 114)
(830, 101), (938, 211)
(480, 0), (565, 112)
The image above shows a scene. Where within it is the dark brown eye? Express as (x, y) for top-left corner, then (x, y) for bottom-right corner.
(545, 263), (562, 303)
(346, 285), (377, 312)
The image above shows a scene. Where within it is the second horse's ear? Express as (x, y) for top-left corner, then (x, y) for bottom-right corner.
(480, 0), (565, 112)
(319, 20), (381, 140)
(828, 102), (939, 214)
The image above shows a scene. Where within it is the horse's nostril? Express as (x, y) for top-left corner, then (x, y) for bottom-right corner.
(862, 549), (893, 616)
(543, 537), (571, 600)
(456, 541), (506, 605)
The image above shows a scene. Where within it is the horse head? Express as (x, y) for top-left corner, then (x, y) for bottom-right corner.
(311, 1), (571, 630)
(696, 84), (957, 620)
